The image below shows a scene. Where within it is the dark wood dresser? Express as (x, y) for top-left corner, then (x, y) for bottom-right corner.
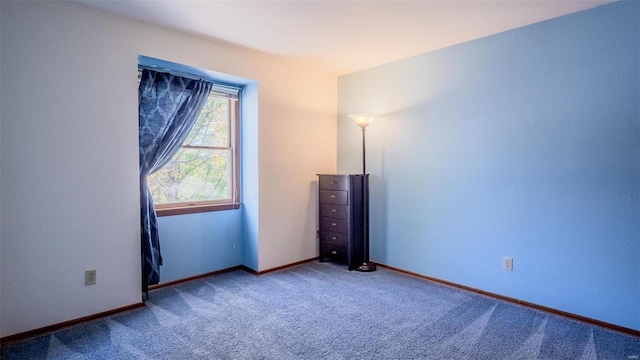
(317, 174), (368, 270)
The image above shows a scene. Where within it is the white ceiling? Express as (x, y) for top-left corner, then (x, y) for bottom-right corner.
(77, 0), (615, 75)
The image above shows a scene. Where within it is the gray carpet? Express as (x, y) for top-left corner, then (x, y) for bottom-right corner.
(2, 262), (639, 359)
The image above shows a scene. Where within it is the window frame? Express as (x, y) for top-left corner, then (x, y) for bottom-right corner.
(154, 95), (241, 216)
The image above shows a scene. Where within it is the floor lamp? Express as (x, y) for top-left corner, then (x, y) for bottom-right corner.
(349, 114), (377, 272)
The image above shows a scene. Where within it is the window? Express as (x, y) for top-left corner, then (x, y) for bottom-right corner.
(148, 89), (241, 216)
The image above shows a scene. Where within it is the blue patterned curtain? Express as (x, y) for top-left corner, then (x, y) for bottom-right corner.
(138, 69), (212, 294)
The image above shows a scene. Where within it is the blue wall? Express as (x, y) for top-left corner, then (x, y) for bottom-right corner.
(240, 82), (260, 271)
(158, 211), (243, 282)
(338, 1), (639, 331)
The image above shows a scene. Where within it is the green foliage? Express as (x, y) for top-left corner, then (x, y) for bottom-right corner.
(184, 95), (229, 147)
(149, 95), (233, 204)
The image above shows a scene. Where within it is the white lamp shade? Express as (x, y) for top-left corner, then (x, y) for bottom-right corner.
(349, 114), (377, 129)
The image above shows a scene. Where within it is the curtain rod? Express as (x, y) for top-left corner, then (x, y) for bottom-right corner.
(137, 66), (242, 92)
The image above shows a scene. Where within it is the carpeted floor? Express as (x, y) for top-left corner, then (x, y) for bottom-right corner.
(2, 262), (639, 359)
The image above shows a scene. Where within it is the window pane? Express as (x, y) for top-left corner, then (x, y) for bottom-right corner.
(184, 95), (229, 147)
(148, 148), (231, 203)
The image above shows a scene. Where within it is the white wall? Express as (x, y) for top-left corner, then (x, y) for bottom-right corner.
(0, 1), (336, 337)
(1, 1), (142, 338)
(257, 73), (337, 270)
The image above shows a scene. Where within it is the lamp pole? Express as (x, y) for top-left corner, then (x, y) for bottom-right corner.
(358, 125), (376, 271)
(362, 126), (366, 176)
(351, 115), (376, 273)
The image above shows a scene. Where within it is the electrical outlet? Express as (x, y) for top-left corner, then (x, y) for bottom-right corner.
(85, 269), (97, 285)
(503, 257), (513, 271)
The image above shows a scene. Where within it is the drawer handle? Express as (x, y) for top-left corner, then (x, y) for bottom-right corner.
(331, 237), (337, 240)
(331, 250), (337, 255)
(331, 209), (337, 213)
(330, 181), (337, 184)
(331, 223), (337, 227)
(330, 195), (336, 199)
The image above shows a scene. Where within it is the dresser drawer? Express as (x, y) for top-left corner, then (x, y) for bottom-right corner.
(320, 217), (348, 234)
(319, 190), (348, 205)
(320, 244), (348, 262)
(319, 175), (349, 190)
(320, 204), (348, 219)
(320, 231), (348, 247)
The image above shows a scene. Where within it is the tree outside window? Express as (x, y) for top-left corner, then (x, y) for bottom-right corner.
(149, 93), (240, 215)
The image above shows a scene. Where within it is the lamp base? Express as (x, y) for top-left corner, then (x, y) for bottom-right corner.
(356, 262), (377, 272)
